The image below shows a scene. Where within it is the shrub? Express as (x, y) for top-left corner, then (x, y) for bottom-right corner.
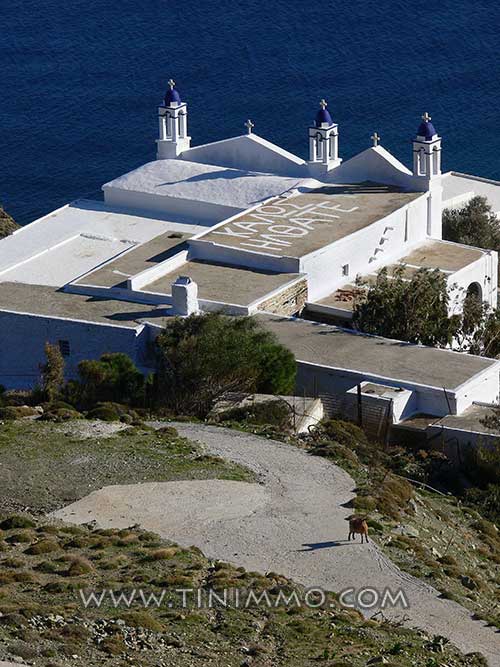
(65, 556), (93, 577)
(39, 407), (82, 422)
(39, 342), (65, 402)
(219, 399), (292, 430)
(1, 390), (33, 407)
(99, 636), (126, 655)
(72, 353), (145, 409)
(119, 611), (163, 631)
(314, 419), (368, 449)
(154, 313), (296, 417)
(156, 425), (179, 438)
(25, 539), (61, 555)
(0, 405), (38, 420)
(147, 547), (179, 560)
(0, 516), (35, 530)
(86, 405), (121, 422)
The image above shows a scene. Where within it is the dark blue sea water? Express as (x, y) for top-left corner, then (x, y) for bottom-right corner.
(1, 0), (499, 225)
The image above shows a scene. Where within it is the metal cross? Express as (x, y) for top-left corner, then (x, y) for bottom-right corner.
(421, 111), (431, 122)
(319, 99), (328, 109)
(371, 132), (380, 147)
(244, 119), (255, 134)
(168, 78), (176, 89)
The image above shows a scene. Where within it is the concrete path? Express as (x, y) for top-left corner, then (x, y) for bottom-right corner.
(53, 424), (500, 665)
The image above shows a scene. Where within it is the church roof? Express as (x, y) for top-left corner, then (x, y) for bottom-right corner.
(103, 158), (309, 210)
(316, 107), (333, 127)
(180, 133), (306, 176)
(164, 86), (181, 106)
(416, 120), (437, 140)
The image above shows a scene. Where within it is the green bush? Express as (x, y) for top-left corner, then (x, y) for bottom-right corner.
(0, 405), (38, 420)
(219, 399), (292, 430)
(1, 390), (34, 407)
(86, 405), (121, 422)
(0, 516), (35, 530)
(69, 353), (146, 409)
(153, 313), (296, 417)
(315, 419), (368, 449)
(24, 539), (61, 555)
(39, 407), (82, 422)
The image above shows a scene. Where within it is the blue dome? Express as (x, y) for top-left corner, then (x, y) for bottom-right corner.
(316, 107), (333, 127)
(164, 86), (181, 106)
(417, 120), (437, 140)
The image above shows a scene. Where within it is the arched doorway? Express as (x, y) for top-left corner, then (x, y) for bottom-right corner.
(466, 282), (483, 303)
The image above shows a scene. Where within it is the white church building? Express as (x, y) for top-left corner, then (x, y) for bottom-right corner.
(1, 80), (500, 424)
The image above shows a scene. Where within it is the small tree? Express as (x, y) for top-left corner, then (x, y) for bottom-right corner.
(74, 353), (145, 408)
(442, 196), (500, 251)
(353, 266), (458, 347)
(153, 313), (296, 417)
(39, 342), (65, 402)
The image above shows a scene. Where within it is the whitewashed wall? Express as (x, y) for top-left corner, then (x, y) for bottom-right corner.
(293, 360), (500, 418)
(104, 187), (240, 225)
(301, 196), (428, 302)
(447, 249), (498, 313)
(0, 312), (149, 389)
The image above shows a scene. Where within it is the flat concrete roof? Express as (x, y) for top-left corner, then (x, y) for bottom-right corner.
(313, 239), (486, 313)
(0, 199), (205, 289)
(394, 239), (485, 273)
(442, 172), (500, 214)
(0, 283), (171, 328)
(434, 403), (499, 434)
(197, 183), (422, 258)
(75, 232), (190, 289)
(257, 313), (498, 391)
(142, 260), (302, 307)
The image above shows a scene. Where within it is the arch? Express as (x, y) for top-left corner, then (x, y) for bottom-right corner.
(466, 281), (482, 303)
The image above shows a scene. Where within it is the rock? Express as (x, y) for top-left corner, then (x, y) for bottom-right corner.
(367, 657), (389, 665)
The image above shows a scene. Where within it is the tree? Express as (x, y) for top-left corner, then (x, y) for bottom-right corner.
(39, 342), (65, 402)
(153, 313), (296, 417)
(353, 266), (458, 347)
(72, 353), (145, 408)
(442, 196), (500, 251)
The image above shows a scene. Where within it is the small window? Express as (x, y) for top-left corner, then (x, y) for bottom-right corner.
(342, 264), (349, 277)
(58, 340), (70, 357)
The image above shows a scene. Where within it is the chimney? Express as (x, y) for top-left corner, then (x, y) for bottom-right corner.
(172, 276), (198, 316)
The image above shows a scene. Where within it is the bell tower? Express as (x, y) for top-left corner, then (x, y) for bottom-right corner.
(412, 112), (442, 180)
(412, 112), (443, 239)
(156, 79), (191, 159)
(307, 99), (342, 175)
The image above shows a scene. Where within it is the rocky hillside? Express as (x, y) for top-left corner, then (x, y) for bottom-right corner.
(0, 207), (20, 239)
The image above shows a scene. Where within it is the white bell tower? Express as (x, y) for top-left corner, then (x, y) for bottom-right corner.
(156, 79), (191, 160)
(412, 112), (442, 180)
(307, 99), (341, 176)
(412, 112), (443, 239)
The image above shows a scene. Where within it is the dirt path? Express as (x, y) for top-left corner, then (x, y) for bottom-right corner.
(53, 423), (500, 666)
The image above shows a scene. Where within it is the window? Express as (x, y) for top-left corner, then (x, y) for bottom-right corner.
(342, 264), (349, 277)
(58, 340), (70, 357)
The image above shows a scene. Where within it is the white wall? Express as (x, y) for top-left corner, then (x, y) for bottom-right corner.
(104, 187), (240, 226)
(188, 239), (300, 273)
(301, 196), (428, 302)
(454, 366), (500, 415)
(294, 361), (459, 417)
(447, 249), (498, 313)
(0, 311), (148, 389)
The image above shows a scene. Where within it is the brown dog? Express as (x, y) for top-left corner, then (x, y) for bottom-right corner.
(346, 515), (369, 543)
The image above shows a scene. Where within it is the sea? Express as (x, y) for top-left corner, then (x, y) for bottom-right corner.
(1, 0), (499, 226)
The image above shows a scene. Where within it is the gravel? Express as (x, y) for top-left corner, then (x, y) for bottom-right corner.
(52, 423), (500, 666)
